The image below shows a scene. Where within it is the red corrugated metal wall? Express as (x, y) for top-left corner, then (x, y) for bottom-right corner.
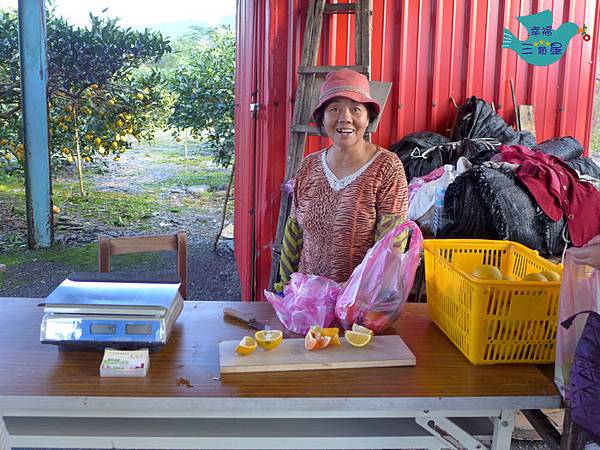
(235, 0), (600, 301)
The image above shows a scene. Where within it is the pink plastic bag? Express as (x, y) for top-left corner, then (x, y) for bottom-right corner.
(264, 272), (341, 334)
(555, 251), (600, 398)
(335, 221), (423, 333)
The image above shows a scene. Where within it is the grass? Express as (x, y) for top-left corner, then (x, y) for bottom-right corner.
(0, 172), (159, 231)
(54, 187), (158, 228)
(155, 168), (231, 192)
(0, 242), (164, 287)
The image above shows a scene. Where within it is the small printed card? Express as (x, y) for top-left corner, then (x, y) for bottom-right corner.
(100, 348), (149, 377)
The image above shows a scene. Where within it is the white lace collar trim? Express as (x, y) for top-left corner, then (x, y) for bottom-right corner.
(321, 148), (382, 191)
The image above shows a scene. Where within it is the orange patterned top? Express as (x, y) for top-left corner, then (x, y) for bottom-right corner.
(290, 147), (408, 283)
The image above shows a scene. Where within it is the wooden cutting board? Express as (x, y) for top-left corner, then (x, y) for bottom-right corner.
(219, 335), (416, 374)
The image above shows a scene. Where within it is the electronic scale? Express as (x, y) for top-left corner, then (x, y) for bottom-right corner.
(40, 273), (183, 349)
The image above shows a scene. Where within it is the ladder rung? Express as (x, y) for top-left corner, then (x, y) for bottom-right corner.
(324, 3), (356, 14)
(298, 65), (369, 75)
(290, 124), (324, 135)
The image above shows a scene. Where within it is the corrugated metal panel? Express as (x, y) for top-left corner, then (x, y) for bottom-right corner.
(235, 0), (600, 301)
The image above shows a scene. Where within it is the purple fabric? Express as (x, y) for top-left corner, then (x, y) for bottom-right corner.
(562, 311), (600, 442)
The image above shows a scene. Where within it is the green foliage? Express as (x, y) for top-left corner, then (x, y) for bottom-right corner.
(0, 9), (172, 173)
(168, 28), (235, 167)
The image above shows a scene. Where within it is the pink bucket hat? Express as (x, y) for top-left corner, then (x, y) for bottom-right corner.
(312, 68), (381, 119)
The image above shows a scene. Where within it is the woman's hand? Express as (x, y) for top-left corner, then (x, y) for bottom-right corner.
(570, 234), (600, 270)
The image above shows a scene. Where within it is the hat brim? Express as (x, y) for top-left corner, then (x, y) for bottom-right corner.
(311, 90), (381, 119)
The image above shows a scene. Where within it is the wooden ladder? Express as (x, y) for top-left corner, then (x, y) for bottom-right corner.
(268, 0), (372, 290)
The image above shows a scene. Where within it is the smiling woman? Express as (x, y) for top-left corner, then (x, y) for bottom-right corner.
(275, 69), (408, 291)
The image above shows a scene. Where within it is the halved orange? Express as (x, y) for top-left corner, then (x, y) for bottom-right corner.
(345, 330), (373, 348)
(235, 336), (257, 355)
(351, 324), (374, 336)
(254, 330), (283, 351)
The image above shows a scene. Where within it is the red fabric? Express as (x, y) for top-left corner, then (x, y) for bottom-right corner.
(499, 145), (600, 247)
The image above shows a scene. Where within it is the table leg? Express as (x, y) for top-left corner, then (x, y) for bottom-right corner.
(560, 407), (586, 450)
(521, 409), (561, 450)
(491, 410), (515, 450)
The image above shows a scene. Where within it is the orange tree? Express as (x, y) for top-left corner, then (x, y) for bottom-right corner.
(0, 10), (171, 193)
(167, 28), (234, 168)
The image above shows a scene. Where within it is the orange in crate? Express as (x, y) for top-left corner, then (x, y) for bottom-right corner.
(423, 239), (562, 365)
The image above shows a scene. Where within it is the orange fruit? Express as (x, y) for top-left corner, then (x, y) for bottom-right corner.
(305, 326), (337, 350)
(540, 270), (561, 281)
(472, 265), (503, 280)
(254, 330), (283, 351)
(318, 327), (341, 346)
(52, 205), (60, 214)
(523, 272), (547, 282)
(344, 330), (373, 348)
(351, 324), (374, 335)
(304, 329), (319, 350)
(235, 336), (257, 356)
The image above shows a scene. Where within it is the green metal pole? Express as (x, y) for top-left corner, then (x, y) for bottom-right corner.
(18, 0), (53, 248)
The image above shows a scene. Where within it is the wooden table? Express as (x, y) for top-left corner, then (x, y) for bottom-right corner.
(0, 298), (561, 449)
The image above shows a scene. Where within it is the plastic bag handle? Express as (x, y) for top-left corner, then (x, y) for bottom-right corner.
(380, 220), (423, 256)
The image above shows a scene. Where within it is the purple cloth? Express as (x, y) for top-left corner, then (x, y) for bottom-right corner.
(562, 311), (600, 442)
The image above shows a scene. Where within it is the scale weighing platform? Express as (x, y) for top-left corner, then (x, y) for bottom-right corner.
(40, 272), (183, 349)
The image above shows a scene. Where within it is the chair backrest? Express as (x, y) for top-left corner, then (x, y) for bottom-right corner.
(98, 231), (187, 299)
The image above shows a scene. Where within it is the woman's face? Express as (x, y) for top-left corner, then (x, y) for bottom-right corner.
(322, 97), (370, 149)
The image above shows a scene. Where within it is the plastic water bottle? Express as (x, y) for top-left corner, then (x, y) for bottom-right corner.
(432, 165), (454, 237)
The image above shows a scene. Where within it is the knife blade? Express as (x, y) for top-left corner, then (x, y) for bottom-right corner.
(223, 307), (295, 338)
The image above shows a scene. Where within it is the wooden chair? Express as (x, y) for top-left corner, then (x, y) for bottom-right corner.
(98, 231), (187, 299)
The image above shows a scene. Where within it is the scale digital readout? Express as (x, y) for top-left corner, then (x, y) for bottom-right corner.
(40, 273), (183, 349)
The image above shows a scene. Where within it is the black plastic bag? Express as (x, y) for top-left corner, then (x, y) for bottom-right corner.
(451, 96), (536, 146)
(441, 165), (565, 256)
(533, 137), (583, 161)
(566, 157), (600, 179)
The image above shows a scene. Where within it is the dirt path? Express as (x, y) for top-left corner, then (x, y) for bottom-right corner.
(0, 145), (242, 300)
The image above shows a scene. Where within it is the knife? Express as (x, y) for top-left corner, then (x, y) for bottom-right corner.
(223, 307), (295, 338)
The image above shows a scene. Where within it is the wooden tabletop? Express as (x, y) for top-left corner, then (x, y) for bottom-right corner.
(0, 298), (559, 401)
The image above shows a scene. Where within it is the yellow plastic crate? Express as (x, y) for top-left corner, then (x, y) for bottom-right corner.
(423, 239), (562, 365)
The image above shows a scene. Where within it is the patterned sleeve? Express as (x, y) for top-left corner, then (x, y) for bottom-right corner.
(375, 154), (408, 220)
(374, 154), (408, 242)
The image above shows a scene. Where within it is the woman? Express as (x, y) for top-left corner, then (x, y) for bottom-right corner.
(277, 69), (408, 290)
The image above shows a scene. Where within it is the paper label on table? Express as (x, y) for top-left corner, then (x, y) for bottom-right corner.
(100, 348), (149, 377)
(219, 334), (415, 373)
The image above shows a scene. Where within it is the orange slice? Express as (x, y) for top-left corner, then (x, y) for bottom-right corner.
(319, 327), (341, 346)
(351, 324), (374, 335)
(305, 326), (338, 350)
(254, 330), (283, 351)
(305, 329), (319, 350)
(345, 330), (373, 348)
(235, 336), (257, 355)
